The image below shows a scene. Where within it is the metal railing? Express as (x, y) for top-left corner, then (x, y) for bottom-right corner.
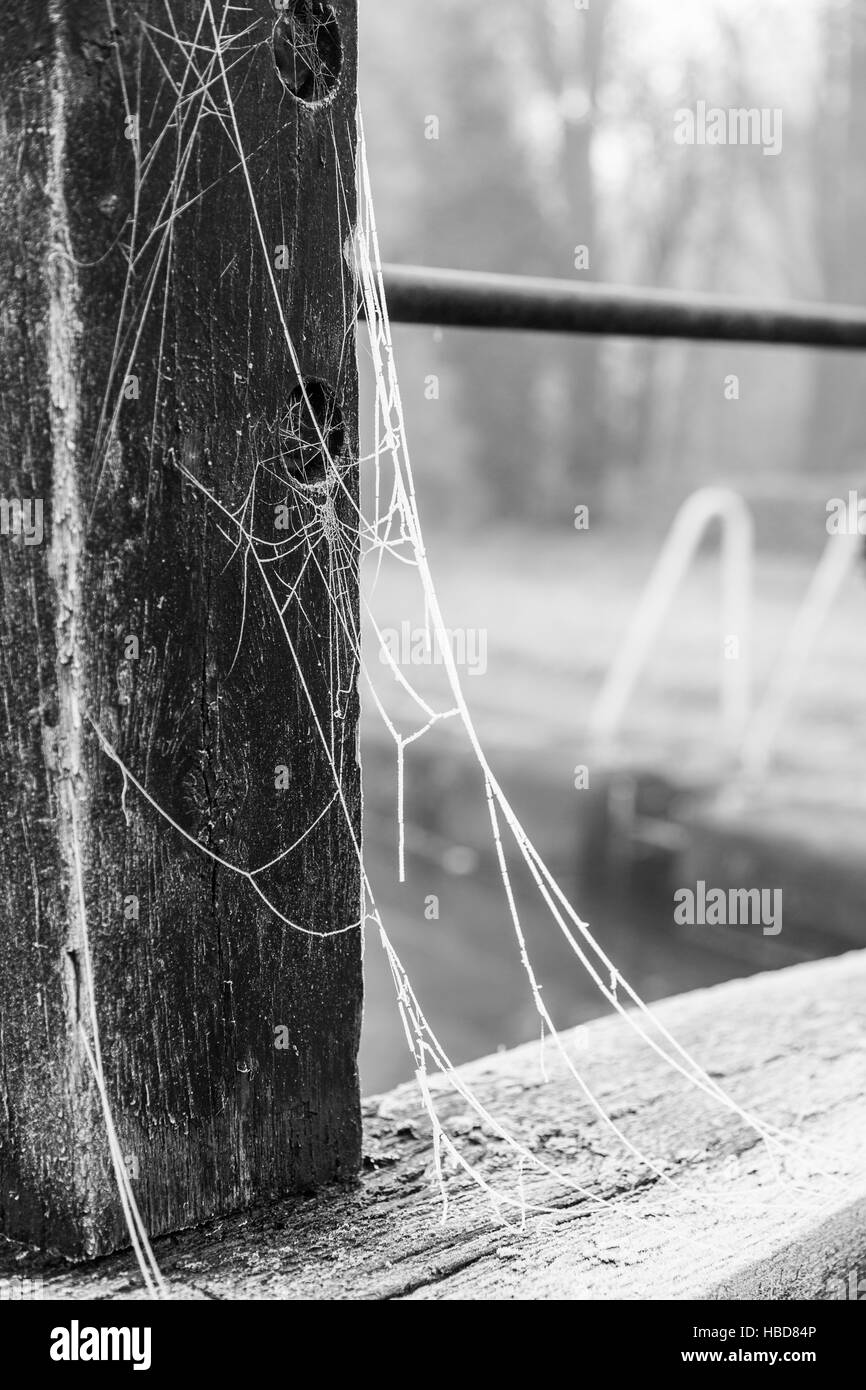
(587, 488), (753, 760)
(584, 490), (862, 776)
(740, 530), (862, 776)
(381, 263), (866, 349)
(383, 260), (866, 778)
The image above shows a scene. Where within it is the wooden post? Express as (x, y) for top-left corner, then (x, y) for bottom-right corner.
(0, 0), (361, 1258)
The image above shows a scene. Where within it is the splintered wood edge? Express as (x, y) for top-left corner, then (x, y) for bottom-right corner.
(5, 949), (865, 1300)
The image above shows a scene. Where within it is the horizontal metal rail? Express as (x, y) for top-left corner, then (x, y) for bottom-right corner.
(380, 263), (866, 349)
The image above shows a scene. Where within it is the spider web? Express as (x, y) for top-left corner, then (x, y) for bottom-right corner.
(62, 1), (842, 1297)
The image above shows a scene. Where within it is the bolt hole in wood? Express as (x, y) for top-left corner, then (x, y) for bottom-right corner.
(272, 0), (342, 106)
(281, 379), (345, 484)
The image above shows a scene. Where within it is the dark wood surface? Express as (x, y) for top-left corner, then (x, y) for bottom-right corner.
(0, 0), (362, 1258)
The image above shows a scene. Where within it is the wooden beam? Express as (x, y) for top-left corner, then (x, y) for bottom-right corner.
(0, 0), (361, 1258)
(16, 951), (866, 1297)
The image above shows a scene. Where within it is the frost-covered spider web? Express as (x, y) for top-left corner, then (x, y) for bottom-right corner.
(71, 1), (842, 1299)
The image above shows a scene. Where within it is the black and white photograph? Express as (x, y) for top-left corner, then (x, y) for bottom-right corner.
(0, 0), (865, 1348)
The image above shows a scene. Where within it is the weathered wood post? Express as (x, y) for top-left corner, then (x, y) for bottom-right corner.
(0, 0), (361, 1258)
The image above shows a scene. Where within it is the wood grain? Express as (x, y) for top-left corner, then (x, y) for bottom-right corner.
(0, 0), (361, 1257)
(9, 950), (864, 1298)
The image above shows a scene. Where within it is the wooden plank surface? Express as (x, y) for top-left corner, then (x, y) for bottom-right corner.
(0, 0), (361, 1258)
(7, 950), (864, 1299)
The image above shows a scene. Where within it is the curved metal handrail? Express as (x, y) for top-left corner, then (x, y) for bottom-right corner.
(739, 528), (861, 777)
(588, 487), (753, 759)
